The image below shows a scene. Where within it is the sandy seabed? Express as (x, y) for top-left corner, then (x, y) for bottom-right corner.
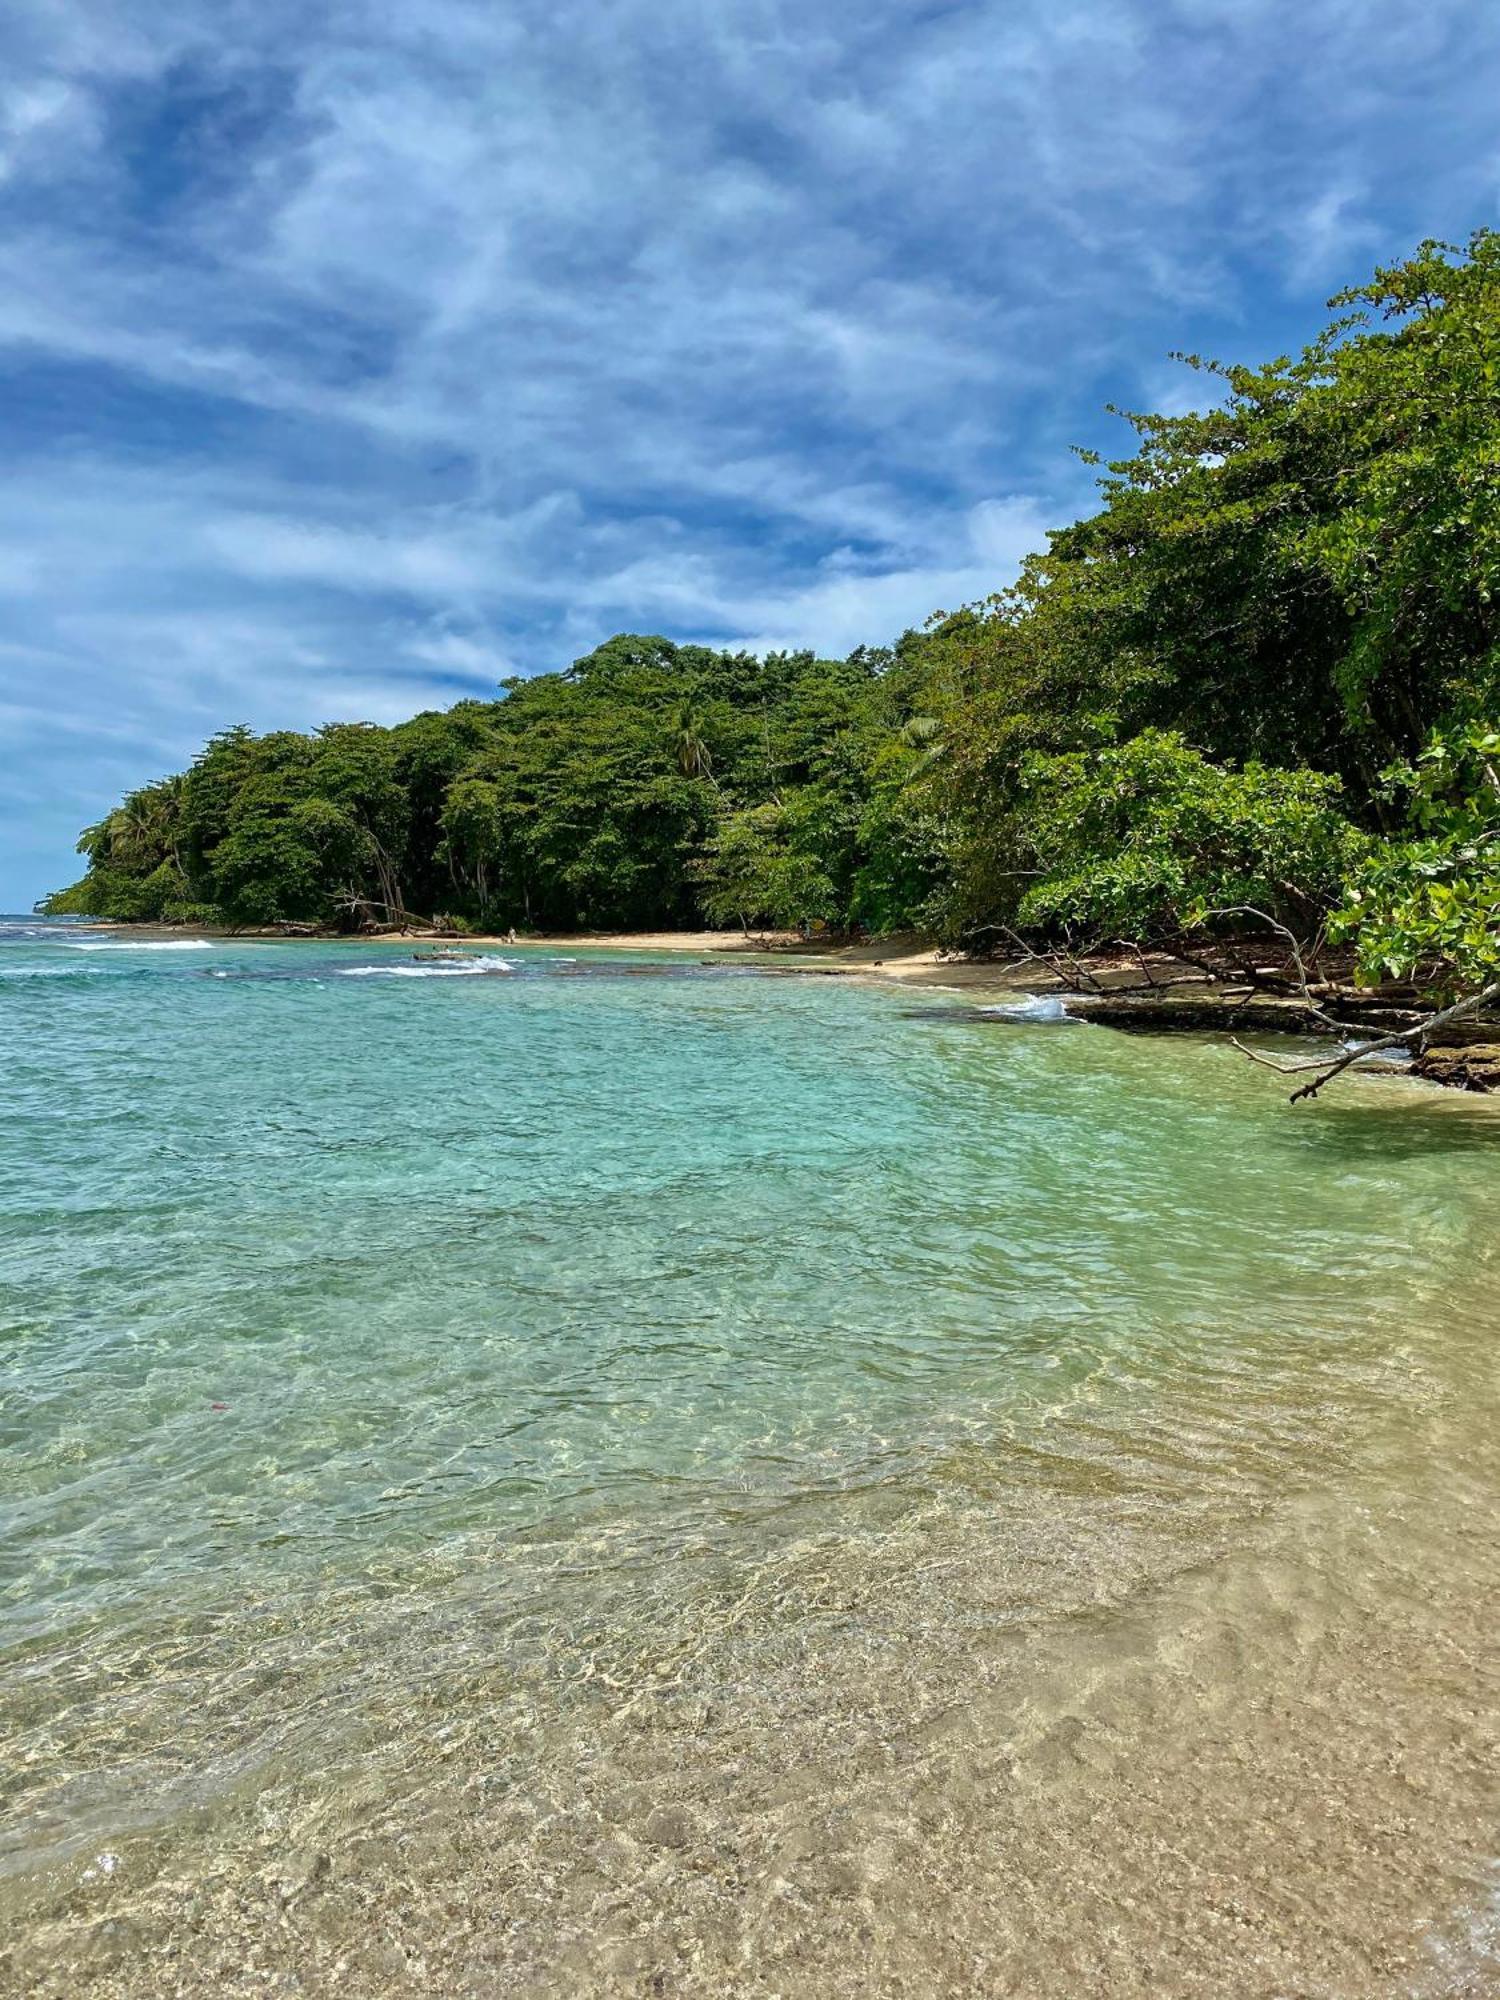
(5, 1315), (1499, 2000)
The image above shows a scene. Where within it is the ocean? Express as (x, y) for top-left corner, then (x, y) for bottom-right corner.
(2, 918), (1497, 1995)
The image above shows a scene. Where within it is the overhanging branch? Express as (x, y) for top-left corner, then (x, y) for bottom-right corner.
(1233, 977), (1500, 1103)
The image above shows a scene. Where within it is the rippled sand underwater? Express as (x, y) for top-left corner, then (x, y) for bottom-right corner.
(2, 926), (1498, 1996)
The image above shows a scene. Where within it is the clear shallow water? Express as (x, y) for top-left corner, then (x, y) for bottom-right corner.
(2, 919), (1498, 1996)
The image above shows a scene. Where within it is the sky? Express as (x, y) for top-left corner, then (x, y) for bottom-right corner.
(1, 0), (1498, 906)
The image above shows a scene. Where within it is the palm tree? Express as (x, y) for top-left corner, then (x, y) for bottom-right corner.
(898, 715), (947, 780)
(672, 704), (718, 786)
(117, 777), (187, 871)
(75, 817), (114, 863)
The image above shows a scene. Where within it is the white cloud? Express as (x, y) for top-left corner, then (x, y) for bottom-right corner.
(967, 497), (1053, 568)
(1, 0), (1498, 901)
(1284, 184), (1383, 290)
(402, 631), (515, 683)
(202, 516), (490, 595)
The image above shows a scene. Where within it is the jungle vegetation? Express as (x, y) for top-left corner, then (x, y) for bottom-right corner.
(47, 232), (1500, 1009)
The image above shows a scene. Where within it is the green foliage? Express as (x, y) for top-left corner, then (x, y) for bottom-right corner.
(697, 803), (839, 931)
(43, 233), (1500, 997)
(1005, 732), (1366, 940)
(849, 723), (952, 933)
(1331, 722), (1500, 991)
(48, 636), (929, 933)
(918, 231), (1500, 936)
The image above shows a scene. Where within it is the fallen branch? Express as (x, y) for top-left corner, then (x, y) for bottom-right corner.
(1203, 906), (1338, 1017)
(1233, 978), (1500, 1102)
(999, 925), (1109, 993)
(1196, 905), (1500, 1100)
(332, 892), (445, 933)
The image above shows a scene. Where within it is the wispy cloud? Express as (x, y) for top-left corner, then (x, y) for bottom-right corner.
(0, 0), (1497, 900)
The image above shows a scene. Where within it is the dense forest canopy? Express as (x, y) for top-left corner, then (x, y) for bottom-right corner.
(49, 233), (1500, 996)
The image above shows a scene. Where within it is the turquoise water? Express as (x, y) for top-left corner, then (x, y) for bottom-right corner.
(2, 918), (1498, 1995)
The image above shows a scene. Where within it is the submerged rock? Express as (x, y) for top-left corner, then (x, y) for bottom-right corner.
(265, 1849), (330, 1906)
(640, 1804), (698, 1848)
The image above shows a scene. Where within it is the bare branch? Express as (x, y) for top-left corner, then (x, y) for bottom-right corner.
(1230, 1038), (1337, 1077)
(997, 925), (1108, 993)
(1234, 977), (1500, 1103)
(1203, 905), (1360, 1035)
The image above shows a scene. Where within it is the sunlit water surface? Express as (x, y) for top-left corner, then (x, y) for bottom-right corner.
(1, 920), (1497, 1997)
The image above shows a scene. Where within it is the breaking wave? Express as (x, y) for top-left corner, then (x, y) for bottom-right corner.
(978, 993), (1081, 1023)
(337, 954), (516, 979)
(64, 939), (215, 952)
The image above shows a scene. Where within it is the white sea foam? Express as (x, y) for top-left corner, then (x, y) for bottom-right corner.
(1340, 1038), (1413, 1067)
(978, 993), (1080, 1023)
(65, 939), (215, 952)
(339, 955), (515, 979)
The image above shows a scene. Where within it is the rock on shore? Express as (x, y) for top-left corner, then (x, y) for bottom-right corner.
(1410, 1044), (1500, 1092)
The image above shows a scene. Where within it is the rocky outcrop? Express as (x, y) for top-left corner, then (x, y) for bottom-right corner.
(1410, 1044), (1500, 1092)
(1055, 991), (1409, 1036)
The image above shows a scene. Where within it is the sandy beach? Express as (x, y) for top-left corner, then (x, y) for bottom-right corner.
(367, 927), (1052, 996)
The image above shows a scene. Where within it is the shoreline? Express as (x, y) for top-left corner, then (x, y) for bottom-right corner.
(42, 918), (1500, 1086)
(67, 919), (1054, 995)
(53, 920), (1268, 997)
(403, 928), (1049, 996)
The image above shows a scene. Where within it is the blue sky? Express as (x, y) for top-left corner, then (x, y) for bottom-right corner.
(2, 0), (1498, 906)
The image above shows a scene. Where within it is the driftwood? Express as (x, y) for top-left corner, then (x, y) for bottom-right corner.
(1211, 906), (1500, 1102)
(1234, 981), (1500, 1102)
(332, 893), (459, 935)
(974, 909), (1497, 1100)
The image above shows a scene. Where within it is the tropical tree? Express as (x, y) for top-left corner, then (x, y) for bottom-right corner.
(697, 804), (839, 933)
(1332, 721), (1500, 993)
